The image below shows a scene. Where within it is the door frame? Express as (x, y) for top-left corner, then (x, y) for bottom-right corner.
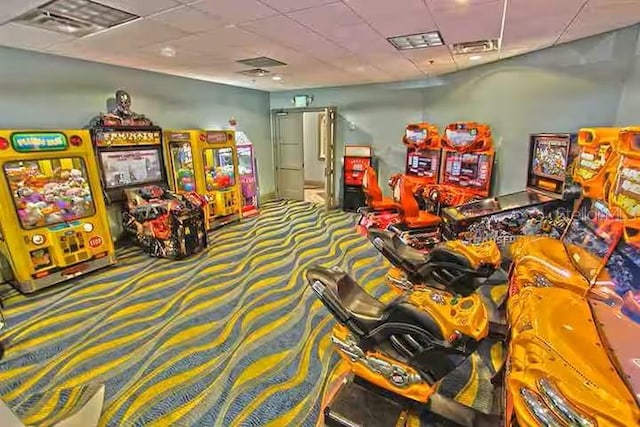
(271, 106), (338, 209)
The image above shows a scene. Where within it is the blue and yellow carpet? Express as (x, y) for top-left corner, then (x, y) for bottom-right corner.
(0, 200), (391, 426)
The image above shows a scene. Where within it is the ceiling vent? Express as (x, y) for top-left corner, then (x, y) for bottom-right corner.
(238, 68), (271, 77)
(236, 57), (287, 68)
(11, 0), (139, 37)
(451, 39), (499, 55)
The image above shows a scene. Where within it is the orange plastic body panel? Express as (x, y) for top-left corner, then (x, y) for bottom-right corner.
(397, 175), (441, 228)
(573, 127), (621, 200)
(440, 240), (501, 270)
(403, 123), (442, 151)
(332, 324), (435, 403)
(362, 166), (397, 211)
(506, 286), (640, 427)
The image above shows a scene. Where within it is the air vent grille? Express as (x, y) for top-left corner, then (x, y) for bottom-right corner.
(12, 0), (139, 37)
(237, 57), (287, 68)
(452, 39), (499, 55)
(237, 68), (271, 77)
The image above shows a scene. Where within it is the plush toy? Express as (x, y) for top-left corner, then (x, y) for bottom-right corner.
(16, 187), (44, 204)
(69, 169), (85, 187)
(20, 203), (44, 226)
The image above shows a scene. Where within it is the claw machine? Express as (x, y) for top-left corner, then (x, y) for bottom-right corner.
(0, 130), (116, 293)
(164, 129), (243, 229)
(235, 131), (259, 217)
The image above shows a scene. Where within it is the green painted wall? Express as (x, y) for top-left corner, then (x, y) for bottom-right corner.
(0, 46), (273, 196)
(271, 25), (640, 198)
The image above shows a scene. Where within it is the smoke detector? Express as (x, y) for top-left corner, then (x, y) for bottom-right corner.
(451, 39), (499, 55)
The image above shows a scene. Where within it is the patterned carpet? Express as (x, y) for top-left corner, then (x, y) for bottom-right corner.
(0, 200), (391, 427)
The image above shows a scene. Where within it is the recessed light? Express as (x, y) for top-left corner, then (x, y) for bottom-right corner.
(355, 66), (366, 72)
(224, 24), (237, 29)
(272, 75), (282, 81)
(161, 46), (176, 57)
(469, 55), (482, 61)
(388, 31), (444, 50)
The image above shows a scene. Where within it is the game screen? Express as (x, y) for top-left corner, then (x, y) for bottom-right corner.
(169, 143), (195, 192)
(610, 156), (640, 218)
(100, 149), (163, 189)
(406, 149), (439, 178)
(441, 151), (491, 190)
(4, 158), (96, 229)
(444, 128), (478, 147)
(204, 147), (235, 191)
(237, 146), (254, 177)
(531, 136), (569, 182)
(406, 128), (427, 144)
(575, 144), (612, 181)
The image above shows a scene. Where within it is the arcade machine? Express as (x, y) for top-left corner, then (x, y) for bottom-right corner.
(0, 130), (116, 293)
(402, 123), (443, 213)
(164, 129), (243, 229)
(342, 146), (372, 212)
(441, 131), (584, 250)
(609, 127), (640, 247)
(90, 90), (207, 259)
(235, 130), (259, 218)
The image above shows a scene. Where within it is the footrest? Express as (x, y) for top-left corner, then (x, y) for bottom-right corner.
(325, 380), (406, 427)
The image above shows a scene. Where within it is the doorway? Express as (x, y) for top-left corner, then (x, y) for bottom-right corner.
(272, 107), (337, 208)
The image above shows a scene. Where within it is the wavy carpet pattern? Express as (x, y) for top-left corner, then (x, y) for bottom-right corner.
(0, 200), (391, 426)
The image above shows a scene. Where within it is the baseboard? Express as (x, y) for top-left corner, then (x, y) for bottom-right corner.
(304, 180), (324, 188)
(260, 192), (277, 203)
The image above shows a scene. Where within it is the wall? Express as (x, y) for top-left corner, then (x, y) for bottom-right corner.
(0, 46), (273, 193)
(616, 29), (640, 124)
(271, 25), (640, 199)
(303, 112), (325, 184)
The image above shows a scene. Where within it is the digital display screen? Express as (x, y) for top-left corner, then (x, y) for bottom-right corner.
(633, 133), (640, 151)
(612, 158), (640, 218)
(406, 149), (439, 178)
(441, 151), (491, 190)
(532, 137), (569, 181)
(406, 129), (427, 143)
(100, 149), (163, 189)
(444, 128), (477, 148)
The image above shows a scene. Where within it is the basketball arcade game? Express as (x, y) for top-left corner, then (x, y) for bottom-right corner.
(442, 131), (583, 249)
(164, 129), (243, 229)
(91, 91), (207, 259)
(0, 130), (115, 293)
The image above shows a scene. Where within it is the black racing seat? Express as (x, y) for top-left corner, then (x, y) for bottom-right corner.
(306, 267), (446, 345)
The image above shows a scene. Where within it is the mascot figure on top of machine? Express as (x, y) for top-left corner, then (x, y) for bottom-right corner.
(307, 126), (640, 427)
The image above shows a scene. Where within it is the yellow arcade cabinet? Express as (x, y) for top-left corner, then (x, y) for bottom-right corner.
(164, 129), (242, 230)
(0, 130), (116, 293)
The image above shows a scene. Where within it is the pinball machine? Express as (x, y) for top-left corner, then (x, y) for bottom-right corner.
(441, 131), (587, 251)
(90, 90), (207, 259)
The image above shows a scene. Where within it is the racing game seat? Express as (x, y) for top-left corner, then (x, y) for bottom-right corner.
(397, 176), (441, 228)
(362, 166), (398, 211)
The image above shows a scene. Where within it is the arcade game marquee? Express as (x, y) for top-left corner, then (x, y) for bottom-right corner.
(90, 90), (207, 259)
(164, 129), (243, 229)
(0, 130), (115, 293)
(442, 131), (584, 249)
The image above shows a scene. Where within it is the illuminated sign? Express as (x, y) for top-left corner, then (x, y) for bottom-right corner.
(169, 132), (192, 141)
(206, 131), (230, 144)
(11, 132), (68, 152)
(95, 130), (161, 147)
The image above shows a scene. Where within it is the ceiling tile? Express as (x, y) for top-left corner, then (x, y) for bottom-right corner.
(503, 0), (582, 47)
(288, 2), (363, 33)
(97, 0), (181, 16)
(453, 51), (500, 68)
(559, 1), (640, 43)
(191, 0), (280, 24)
(0, 23), (76, 50)
(0, 0), (50, 25)
(346, 0), (437, 37)
(426, 0), (498, 13)
(324, 23), (396, 54)
(261, 0), (337, 13)
(240, 15), (351, 59)
(147, 5), (224, 32)
(431, 0), (503, 45)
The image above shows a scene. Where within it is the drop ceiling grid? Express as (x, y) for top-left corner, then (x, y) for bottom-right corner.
(0, 0), (637, 90)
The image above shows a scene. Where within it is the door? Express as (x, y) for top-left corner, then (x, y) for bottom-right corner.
(322, 108), (337, 208)
(274, 111), (305, 200)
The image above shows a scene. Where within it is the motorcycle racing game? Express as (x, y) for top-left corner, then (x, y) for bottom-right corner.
(306, 129), (640, 426)
(442, 132), (586, 252)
